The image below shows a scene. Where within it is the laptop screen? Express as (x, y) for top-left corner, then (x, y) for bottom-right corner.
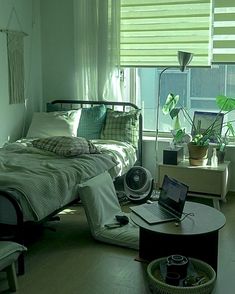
(158, 175), (188, 218)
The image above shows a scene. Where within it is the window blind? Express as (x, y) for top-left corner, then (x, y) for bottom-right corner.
(120, 0), (212, 67)
(213, 0), (235, 63)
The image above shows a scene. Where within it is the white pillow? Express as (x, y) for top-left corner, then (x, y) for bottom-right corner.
(26, 109), (82, 138)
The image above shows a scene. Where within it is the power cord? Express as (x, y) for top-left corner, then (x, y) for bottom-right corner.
(181, 212), (195, 222)
(174, 212), (194, 226)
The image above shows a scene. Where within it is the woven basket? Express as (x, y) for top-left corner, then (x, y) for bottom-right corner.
(147, 257), (216, 294)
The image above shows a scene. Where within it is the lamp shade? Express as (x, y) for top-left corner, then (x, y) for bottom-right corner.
(178, 51), (193, 72)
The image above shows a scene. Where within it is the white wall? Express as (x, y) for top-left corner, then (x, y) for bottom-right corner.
(0, 0), (42, 145)
(40, 0), (76, 106)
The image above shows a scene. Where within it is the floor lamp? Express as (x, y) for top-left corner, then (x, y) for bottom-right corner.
(155, 51), (193, 188)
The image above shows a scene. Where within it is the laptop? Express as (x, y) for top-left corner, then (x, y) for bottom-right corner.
(130, 175), (188, 224)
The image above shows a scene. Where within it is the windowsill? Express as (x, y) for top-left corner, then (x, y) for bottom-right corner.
(143, 135), (171, 142)
(142, 135), (235, 148)
(225, 143), (235, 148)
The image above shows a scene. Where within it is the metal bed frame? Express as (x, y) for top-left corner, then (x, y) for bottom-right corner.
(49, 99), (143, 165)
(0, 99), (143, 275)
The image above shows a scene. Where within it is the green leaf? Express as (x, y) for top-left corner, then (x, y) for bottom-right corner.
(227, 122), (235, 136)
(162, 93), (179, 115)
(170, 108), (181, 119)
(173, 128), (185, 143)
(216, 95), (235, 112)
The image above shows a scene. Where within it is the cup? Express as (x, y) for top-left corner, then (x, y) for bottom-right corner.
(165, 271), (181, 286)
(166, 254), (189, 279)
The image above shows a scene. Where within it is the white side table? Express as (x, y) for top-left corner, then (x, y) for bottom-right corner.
(158, 160), (230, 210)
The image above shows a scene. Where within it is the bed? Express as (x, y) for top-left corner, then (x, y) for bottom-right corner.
(0, 99), (142, 273)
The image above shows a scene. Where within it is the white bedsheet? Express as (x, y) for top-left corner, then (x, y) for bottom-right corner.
(91, 139), (137, 177)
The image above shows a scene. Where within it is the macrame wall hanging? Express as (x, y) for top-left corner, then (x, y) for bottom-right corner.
(0, 6), (28, 104)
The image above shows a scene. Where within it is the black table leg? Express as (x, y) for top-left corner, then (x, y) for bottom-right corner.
(139, 227), (218, 272)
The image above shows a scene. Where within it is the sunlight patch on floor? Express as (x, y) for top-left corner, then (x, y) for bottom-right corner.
(58, 208), (77, 215)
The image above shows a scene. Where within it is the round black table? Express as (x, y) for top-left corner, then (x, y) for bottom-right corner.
(131, 201), (226, 272)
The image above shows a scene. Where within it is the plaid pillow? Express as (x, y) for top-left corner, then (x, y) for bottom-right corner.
(101, 108), (140, 148)
(32, 136), (100, 157)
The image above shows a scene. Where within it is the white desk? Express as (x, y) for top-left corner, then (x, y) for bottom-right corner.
(158, 160), (230, 210)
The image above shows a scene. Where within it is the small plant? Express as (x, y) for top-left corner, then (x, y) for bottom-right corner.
(162, 93), (235, 147)
(216, 122), (234, 152)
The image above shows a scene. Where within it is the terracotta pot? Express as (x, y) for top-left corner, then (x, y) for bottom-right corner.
(187, 142), (208, 166)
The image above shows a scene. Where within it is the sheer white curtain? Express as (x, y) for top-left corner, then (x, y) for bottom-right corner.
(74, 0), (122, 101)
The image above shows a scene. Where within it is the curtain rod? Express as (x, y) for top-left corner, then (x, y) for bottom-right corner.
(0, 28), (28, 36)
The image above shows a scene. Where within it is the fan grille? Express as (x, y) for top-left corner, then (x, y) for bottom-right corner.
(125, 168), (147, 191)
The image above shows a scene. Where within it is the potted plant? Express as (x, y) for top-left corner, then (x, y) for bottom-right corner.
(162, 93), (235, 165)
(215, 122), (234, 163)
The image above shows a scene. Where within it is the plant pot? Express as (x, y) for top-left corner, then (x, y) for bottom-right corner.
(187, 142), (208, 166)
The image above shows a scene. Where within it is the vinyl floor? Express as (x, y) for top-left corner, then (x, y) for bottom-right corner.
(0, 193), (234, 294)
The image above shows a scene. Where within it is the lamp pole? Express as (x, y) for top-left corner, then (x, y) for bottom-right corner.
(154, 51), (193, 189)
(155, 66), (171, 172)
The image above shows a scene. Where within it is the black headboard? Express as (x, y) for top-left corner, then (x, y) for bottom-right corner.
(48, 99), (143, 166)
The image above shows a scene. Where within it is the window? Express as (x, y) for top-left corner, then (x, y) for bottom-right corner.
(120, 1), (235, 137)
(122, 65), (235, 135)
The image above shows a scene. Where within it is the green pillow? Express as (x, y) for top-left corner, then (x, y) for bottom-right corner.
(101, 108), (140, 148)
(77, 104), (107, 139)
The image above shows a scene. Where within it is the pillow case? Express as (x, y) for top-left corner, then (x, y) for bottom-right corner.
(26, 109), (82, 138)
(101, 108), (140, 148)
(77, 104), (106, 139)
(32, 136), (100, 157)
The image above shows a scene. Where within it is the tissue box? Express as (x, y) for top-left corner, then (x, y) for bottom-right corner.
(163, 147), (184, 165)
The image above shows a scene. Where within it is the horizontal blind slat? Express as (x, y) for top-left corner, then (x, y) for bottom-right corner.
(212, 0), (235, 63)
(120, 0), (212, 67)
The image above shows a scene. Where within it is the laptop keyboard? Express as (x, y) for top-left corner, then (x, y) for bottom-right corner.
(145, 204), (172, 219)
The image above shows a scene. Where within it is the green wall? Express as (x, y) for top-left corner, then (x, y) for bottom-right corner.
(40, 0), (76, 105)
(0, 0), (42, 144)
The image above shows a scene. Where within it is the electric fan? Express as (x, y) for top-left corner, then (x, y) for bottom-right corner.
(124, 166), (153, 203)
